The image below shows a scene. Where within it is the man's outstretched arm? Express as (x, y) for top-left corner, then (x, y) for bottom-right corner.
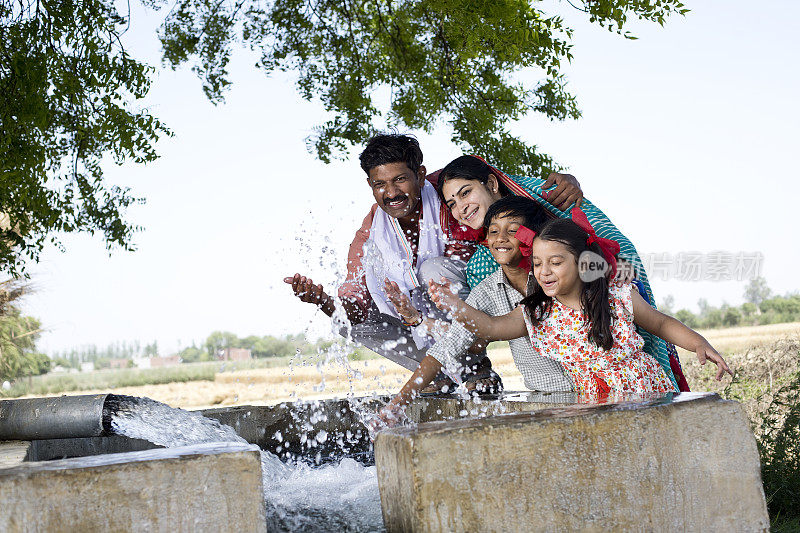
(283, 273), (368, 325)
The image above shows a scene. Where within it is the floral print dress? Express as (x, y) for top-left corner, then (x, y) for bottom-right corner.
(523, 281), (675, 402)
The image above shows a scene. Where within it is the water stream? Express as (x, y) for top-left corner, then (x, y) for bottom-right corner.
(108, 396), (385, 532)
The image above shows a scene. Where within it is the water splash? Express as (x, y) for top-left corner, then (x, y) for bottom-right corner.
(109, 396), (244, 447)
(108, 396), (384, 532)
(265, 458), (382, 532)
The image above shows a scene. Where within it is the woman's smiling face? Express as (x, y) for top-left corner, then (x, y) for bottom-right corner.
(441, 176), (503, 229)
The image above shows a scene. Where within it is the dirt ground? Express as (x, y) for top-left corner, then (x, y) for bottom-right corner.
(34, 322), (800, 410)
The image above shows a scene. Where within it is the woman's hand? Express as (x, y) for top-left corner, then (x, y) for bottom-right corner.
(542, 172), (583, 210)
(696, 342), (734, 381)
(384, 279), (423, 325)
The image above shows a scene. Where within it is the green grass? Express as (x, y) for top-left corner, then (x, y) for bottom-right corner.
(772, 516), (800, 533)
(685, 336), (800, 531)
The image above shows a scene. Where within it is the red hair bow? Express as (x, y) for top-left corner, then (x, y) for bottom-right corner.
(515, 225), (536, 272)
(571, 208), (620, 280)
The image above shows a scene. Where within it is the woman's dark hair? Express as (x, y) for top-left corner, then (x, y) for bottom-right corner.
(359, 134), (423, 175)
(484, 196), (549, 234)
(521, 218), (615, 350)
(436, 155), (512, 199)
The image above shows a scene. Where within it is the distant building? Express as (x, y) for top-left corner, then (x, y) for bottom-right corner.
(80, 362), (95, 373)
(107, 359), (130, 370)
(132, 357), (151, 370)
(150, 356), (180, 368)
(219, 348), (252, 361)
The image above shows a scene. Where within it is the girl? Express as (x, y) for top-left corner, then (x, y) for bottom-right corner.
(429, 211), (733, 401)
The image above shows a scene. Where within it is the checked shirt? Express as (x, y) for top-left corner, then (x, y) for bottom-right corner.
(429, 268), (574, 392)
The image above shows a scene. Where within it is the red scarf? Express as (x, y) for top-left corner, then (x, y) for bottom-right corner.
(571, 208), (620, 280)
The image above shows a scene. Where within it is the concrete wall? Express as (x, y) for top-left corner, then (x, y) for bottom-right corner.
(4, 394), (571, 467)
(405, 391), (577, 424)
(375, 393), (769, 532)
(202, 400), (376, 463)
(0, 442), (266, 533)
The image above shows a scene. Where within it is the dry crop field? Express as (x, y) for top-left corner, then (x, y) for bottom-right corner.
(18, 322), (800, 410)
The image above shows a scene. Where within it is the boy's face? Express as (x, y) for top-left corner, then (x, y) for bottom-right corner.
(486, 212), (526, 268)
(366, 162), (427, 221)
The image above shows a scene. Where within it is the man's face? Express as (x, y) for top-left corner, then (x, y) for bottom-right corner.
(366, 162), (427, 220)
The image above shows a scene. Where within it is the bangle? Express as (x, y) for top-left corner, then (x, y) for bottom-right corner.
(402, 314), (423, 327)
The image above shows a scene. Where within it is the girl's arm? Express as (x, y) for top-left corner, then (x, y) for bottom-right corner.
(428, 279), (527, 341)
(631, 289), (733, 380)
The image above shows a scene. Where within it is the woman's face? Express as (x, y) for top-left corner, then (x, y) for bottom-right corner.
(441, 176), (503, 229)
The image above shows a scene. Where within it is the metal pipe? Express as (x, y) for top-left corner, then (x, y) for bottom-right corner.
(0, 394), (111, 441)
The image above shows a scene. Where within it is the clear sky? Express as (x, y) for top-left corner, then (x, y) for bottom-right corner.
(22, 0), (800, 354)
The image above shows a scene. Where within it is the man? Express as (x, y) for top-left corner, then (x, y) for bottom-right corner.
(284, 134), (582, 391)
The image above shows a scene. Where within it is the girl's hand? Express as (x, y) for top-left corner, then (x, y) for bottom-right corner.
(428, 278), (461, 313)
(383, 279), (422, 325)
(696, 342), (734, 381)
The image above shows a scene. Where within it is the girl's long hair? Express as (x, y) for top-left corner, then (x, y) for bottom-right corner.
(520, 218), (615, 350)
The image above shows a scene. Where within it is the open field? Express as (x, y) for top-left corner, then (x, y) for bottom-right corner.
(8, 322), (799, 410)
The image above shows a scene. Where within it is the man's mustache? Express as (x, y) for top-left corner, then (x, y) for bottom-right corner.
(383, 194), (408, 205)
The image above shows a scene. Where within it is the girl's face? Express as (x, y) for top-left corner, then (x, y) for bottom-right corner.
(485, 213), (525, 268)
(441, 176), (504, 229)
(531, 239), (581, 298)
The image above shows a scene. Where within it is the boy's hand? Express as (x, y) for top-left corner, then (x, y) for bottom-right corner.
(428, 278), (460, 313)
(367, 402), (407, 438)
(696, 342), (734, 381)
(384, 279), (422, 325)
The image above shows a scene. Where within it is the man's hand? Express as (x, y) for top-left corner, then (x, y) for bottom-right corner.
(283, 273), (335, 316)
(542, 172), (583, 210)
(384, 279), (423, 326)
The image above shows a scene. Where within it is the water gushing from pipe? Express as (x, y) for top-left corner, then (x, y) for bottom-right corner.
(107, 395), (384, 532)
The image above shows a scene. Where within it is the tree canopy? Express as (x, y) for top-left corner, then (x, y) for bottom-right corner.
(1, 0), (686, 275)
(0, 280), (48, 381)
(157, 0), (687, 171)
(0, 0), (170, 276)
